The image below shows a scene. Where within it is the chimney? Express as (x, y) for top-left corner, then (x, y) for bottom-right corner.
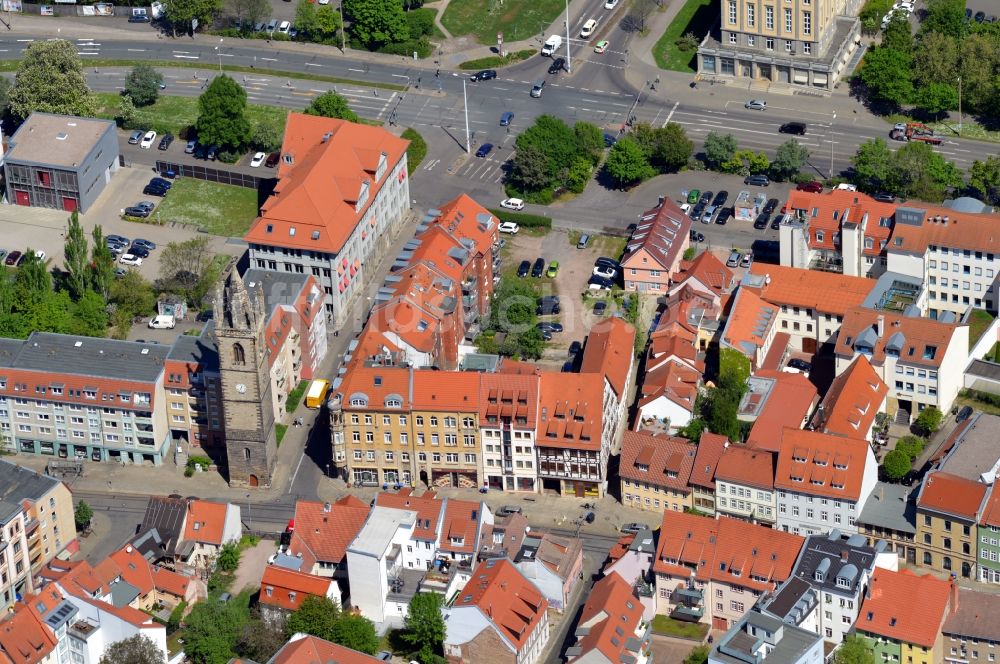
(323, 502), (331, 513)
(876, 315), (884, 337)
(841, 549), (849, 562)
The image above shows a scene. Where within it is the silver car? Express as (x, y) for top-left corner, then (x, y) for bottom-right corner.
(744, 99), (767, 110)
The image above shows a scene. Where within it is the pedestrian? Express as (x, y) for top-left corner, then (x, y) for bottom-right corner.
(373, 89), (378, 97)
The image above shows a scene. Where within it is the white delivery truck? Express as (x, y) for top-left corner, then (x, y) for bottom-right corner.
(541, 34), (563, 56)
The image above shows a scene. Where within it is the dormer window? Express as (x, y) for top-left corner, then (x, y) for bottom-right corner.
(355, 181), (371, 213)
(815, 570), (824, 582)
(375, 153), (388, 181)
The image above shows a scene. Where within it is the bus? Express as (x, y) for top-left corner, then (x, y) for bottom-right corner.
(304, 379), (330, 409)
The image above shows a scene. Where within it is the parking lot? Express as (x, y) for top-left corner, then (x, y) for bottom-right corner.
(118, 127), (279, 177)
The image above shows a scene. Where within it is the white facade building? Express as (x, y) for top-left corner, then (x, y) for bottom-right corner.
(345, 506), (417, 625)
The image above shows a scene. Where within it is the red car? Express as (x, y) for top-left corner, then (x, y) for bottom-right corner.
(265, 152), (280, 168)
(796, 181), (823, 193)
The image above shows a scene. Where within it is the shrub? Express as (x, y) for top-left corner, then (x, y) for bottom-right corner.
(378, 37), (432, 58)
(402, 128), (427, 175)
(486, 209), (552, 228)
(458, 49), (536, 70)
(405, 8), (436, 38)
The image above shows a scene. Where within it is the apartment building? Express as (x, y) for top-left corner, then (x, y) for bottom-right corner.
(742, 371), (817, 453)
(245, 113), (410, 326)
(774, 428), (877, 535)
(698, 0), (862, 89)
(654, 512), (804, 631)
(721, 287), (779, 369)
(747, 263), (875, 354)
(580, 318), (636, 446)
(566, 573), (652, 664)
(0, 492), (32, 613)
(812, 355), (888, 441)
(0, 460), (76, 579)
(709, 611), (824, 664)
(479, 370), (541, 493)
(780, 189), (898, 277)
(622, 198), (691, 293)
(346, 506), (418, 625)
(855, 568), (953, 664)
(689, 432), (729, 514)
(714, 445), (777, 526)
(978, 485), (1000, 584)
(619, 431), (696, 513)
(858, 482), (917, 565)
(180, 499), (242, 571)
(835, 308), (968, 420)
(915, 471), (988, 579)
(287, 496), (370, 581)
(443, 558), (549, 664)
(942, 587), (1000, 664)
(513, 532), (583, 612)
(162, 327), (224, 452)
(0, 593), (59, 664)
(886, 205), (1000, 317)
(0, 333), (171, 465)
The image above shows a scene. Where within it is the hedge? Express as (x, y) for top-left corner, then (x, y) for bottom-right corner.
(402, 128), (427, 175)
(487, 208), (552, 229)
(961, 388), (1000, 408)
(459, 49), (536, 70)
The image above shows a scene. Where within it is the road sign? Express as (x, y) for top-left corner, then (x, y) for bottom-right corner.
(497, 32), (503, 45)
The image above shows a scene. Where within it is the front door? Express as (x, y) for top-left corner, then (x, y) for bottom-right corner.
(14, 190), (29, 206)
(248, 474), (259, 488)
(62, 196), (78, 212)
(803, 338), (817, 354)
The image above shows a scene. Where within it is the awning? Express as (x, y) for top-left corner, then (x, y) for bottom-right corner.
(338, 283), (345, 293)
(350, 265), (357, 277)
(813, 73), (828, 85)
(793, 72), (809, 84)
(341, 258), (348, 268)
(354, 259), (361, 270)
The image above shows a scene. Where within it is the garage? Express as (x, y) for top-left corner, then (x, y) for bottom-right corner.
(713, 616), (729, 630)
(61, 196), (78, 212)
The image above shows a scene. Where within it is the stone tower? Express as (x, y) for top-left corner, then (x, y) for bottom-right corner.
(214, 266), (277, 489)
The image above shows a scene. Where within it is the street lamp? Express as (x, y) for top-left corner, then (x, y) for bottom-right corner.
(245, 493), (252, 531)
(957, 75), (962, 135)
(829, 111), (837, 179)
(215, 38), (223, 73)
(338, 4), (346, 52)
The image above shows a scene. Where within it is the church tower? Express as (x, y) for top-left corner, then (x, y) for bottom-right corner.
(214, 266), (277, 488)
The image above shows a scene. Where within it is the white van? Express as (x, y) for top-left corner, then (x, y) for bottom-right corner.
(148, 314), (176, 329)
(580, 19), (597, 38)
(541, 34), (562, 56)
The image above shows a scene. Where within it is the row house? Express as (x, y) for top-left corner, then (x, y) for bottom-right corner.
(287, 496), (370, 583)
(773, 428), (877, 536)
(914, 471), (988, 580)
(941, 587), (1000, 664)
(566, 573), (652, 664)
(652, 511), (804, 631)
(579, 318), (637, 453)
(513, 532), (583, 612)
(742, 371), (817, 453)
(714, 444), (777, 526)
(811, 355), (888, 442)
(259, 565), (342, 622)
(720, 287), (779, 370)
(0, 460), (77, 581)
(162, 326), (224, 452)
(133, 495), (242, 574)
(0, 591), (58, 664)
(619, 431), (696, 513)
(978, 485), (1000, 584)
(835, 308), (969, 421)
(746, 263), (875, 354)
(779, 189), (898, 278)
(0, 490), (33, 613)
(480, 369), (541, 493)
(858, 482), (918, 565)
(622, 197), (692, 293)
(855, 568), (954, 664)
(689, 432), (729, 515)
(245, 113), (411, 326)
(709, 611), (824, 664)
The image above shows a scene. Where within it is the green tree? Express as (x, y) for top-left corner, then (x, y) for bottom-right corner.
(956, 34), (998, 113)
(882, 448), (911, 481)
(835, 636), (877, 664)
(771, 139), (810, 181)
(117, 95), (136, 127)
(74, 500), (93, 531)
(15, 250), (51, 296)
(70, 290), (109, 336)
(228, 0), (270, 31)
(314, 4), (344, 38)
(652, 123), (693, 173)
(251, 116), (284, 152)
(304, 90), (359, 122)
(677, 418), (706, 441)
(920, 0), (967, 38)
(722, 150), (769, 176)
(515, 115), (580, 184)
(285, 596), (341, 641)
(217, 542), (240, 571)
(605, 137), (655, 187)
(882, 13), (914, 54)
(565, 156), (593, 194)
(719, 348), (751, 386)
(403, 593), (446, 662)
(9, 39), (96, 121)
(63, 211), (89, 301)
(236, 611), (286, 663)
(155, 237), (216, 306)
(573, 121), (605, 165)
(851, 138), (893, 192)
(89, 225), (115, 300)
(894, 435), (925, 460)
(124, 64), (164, 107)
(330, 614), (379, 654)
(344, 0), (409, 48)
(914, 406), (943, 436)
(294, 0), (318, 35)
(99, 634), (164, 664)
(165, 0), (223, 36)
(969, 156), (1000, 205)
(918, 82), (958, 120)
(858, 47), (914, 106)
(196, 75), (251, 151)
(703, 131), (737, 170)
(509, 145), (552, 192)
(684, 645), (710, 664)
(0, 77), (13, 115)
(889, 140), (962, 201)
(912, 32), (959, 91)
(517, 326), (545, 360)
(183, 599), (250, 664)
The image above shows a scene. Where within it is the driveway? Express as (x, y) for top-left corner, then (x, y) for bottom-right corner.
(230, 538), (278, 595)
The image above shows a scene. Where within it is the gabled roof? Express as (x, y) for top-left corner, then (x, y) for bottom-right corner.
(980, 484), (1000, 527)
(0, 599), (58, 664)
(916, 471), (989, 521)
(784, 189), (897, 256)
(532, 533), (583, 582)
(536, 373), (604, 451)
(288, 496), (370, 569)
(267, 633), (382, 664)
(579, 318), (635, 399)
(259, 566), (335, 612)
(774, 429), (872, 501)
(410, 371), (480, 411)
(689, 432), (729, 490)
(714, 445), (775, 490)
(375, 489), (444, 541)
(836, 307), (962, 369)
(745, 371), (818, 453)
(619, 431), (696, 492)
(888, 204), (1000, 255)
(451, 558), (547, 651)
(721, 287), (777, 364)
(749, 263), (875, 316)
(108, 545), (155, 597)
(856, 568), (952, 648)
(637, 359), (700, 413)
(245, 113), (408, 254)
(622, 198), (692, 272)
(817, 355), (888, 437)
(942, 587), (1000, 641)
(183, 500), (229, 546)
(673, 250), (735, 294)
(438, 499), (485, 556)
(479, 372), (540, 428)
(568, 573), (645, 663)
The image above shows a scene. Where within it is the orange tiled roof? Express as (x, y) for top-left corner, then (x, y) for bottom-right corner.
(917, 471), (989, 521)
(818, 355), (888, 437)
(288, 496), (370, 568)
(579, 318), (636, 399)
(108, 544), (155, 597)
(438, 498), (485, 556)
(335, 366), (413, 410)
(245, 113), (408, 254)
(151, 567), (191, 598)
(689, 432), (729, 490)
(183, 500), (228, 546)
(749, 263), (875, 316)
(784, 189), (897, 256)
(836, 307), (962, 369)
(673, 250), (735, 294)
(259, 566), (335, 612)
(856, 568), (952, 648)
(637, 359), (700, 412)
(622, 199), (692, 272)
(536, 373), (604, 450)
(715, 445), (775, 490)
(410, 371), (480, 411)
(455, 558), (547, 650)
(0, 599), (58, 664)
(721, 287), (777, 363)
(619, 431), (696, 492)
(375, 489), (444, 541)
(427, 193), (498, 260)
(480, 372), (540, 428)
(888, 204), (1000, 255)
(269, 634), (382, 663)
(980, 485), (1000, 527)
(745, 371), (818, 453)
(774, 428), (872, 501)
(569, 573), (645, 664)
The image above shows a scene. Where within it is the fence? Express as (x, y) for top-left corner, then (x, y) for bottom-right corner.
(155, 160), (265, 190)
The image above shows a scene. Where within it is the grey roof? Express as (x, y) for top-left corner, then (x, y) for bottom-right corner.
(0, 460), (60, 520)
(6, 113), (115, 168)
(0, 332), (170, 383)
(791, 532), (877, 596)
(758, 577), (817, 626)
(943, 196), (991, 214)
(937, 413), (1000, 483)
(942, 588), (1000, 640)
(130, 528), (168, 562)
(109, 580), (140, 608)
(711, 611), (822, 664)
(348, 506), (416, 557)
(167, 322), (219, 372)
(858, 482), (916, 535)
(272, 552), (304, 571)
(243, 269), (311, 311)
(628, 526), (656, 553)
(139, 496), (188, 556)
(966, 359), (1000, 381)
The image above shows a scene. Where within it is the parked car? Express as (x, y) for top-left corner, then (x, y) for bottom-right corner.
(265, 152), (280, 167)
(139, 131), (157, 149)
(595, 257), (620, 271)
(577, 233), (591, 249)
(250, 151), (266, 168)
(124, 206), (150, 218)
(475, 143), (494, 158)
(786, 358), (812, 374)
(763, 198), (779, 215)
(206, 145), (219, 161)
(873, 192), (895, 203)
(128, 13), (150, 22)
(185, 139), (197, 154)
(132, 239), (156, 251)
(594, 40), (609, 53)
(536, 322), (563, 333)
(545, 261), (559, 278)
(715, 208), (733, 225)
(497, 505), (522, 516)
(277, 20), (291, 34)
(771, 215), (782, 230)
(107, 234), (130, 247)
(128, 245), (150, 259)
(744, 99), (767, 110)
(148, 314), (175, 329)
(517, 260), (531, 278)
(143, 183), (168, 196)
(531, 258), (545, 278)
(500, 111), (514, 126)
(470, 69), (497, 82)
(119, 253), (143, 266)
(796, 181), (823, 193)
(149, 177), (172, 190)
(128, 129), (144, 144)
(754, 212), (770, 230)
(686, 189), (701, 204)
(548, 57), (565, 75)
(157, 134), (174, 150)
(500, 197), (524, 210)
(701, 205), (718, 224)
(955, 405), (973, 422)
(745, 174), (770, 186)
(588, 274), (614, 290)
(498, 221), (519, 234)
(726, 250), (741, 267)
(699, 190), (713, 205)
(741, 252), (753, 268)
(537, 296), (560, 315)
(712, 190), (729, 207)
(621, 522), (645, 534)
(593, 301), (607, 316)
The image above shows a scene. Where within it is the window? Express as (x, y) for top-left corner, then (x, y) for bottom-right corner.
(766, 5), (774, 28)
(728, 0), (736, 23)
(784, 7), (792, 31)
(730, 600), (744, 613)
(803, 42), (811, 54)
(803, 11), (811, 34)
(747, 2), (754, 26)
(232, 343), (246, 365)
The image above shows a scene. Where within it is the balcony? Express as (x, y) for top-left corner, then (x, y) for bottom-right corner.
(671, 604), (704, 621)
(673, 586), (703, 602)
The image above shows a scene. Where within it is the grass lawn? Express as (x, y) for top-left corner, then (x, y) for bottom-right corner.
(652, 0), (716, 72)
(651, 614), (710, 640)
(153, 178), (260, 237)
(94, 92), (289, 137)
(442, 0), (565, 43)
(956, 393), (1000, 417)
(968, 309), (995, 350)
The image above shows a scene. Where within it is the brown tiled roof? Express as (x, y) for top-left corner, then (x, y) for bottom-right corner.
(536, 373), (604, 451)
(269, 634), (382, 663)
(579, 318), (636, 399)
(0, 598), (58, 664)
(714, 445), (775, 490)
(817, 355), (888, 437)
(288, 496), (370, 568)
(183, 500), (228, 546)
(750, 263), (875, 316)
(410, 371), (480, 412)
(536, 533), (583, 581)
(259, 566), (335, 612)
(980, 485), (1000, 527)
(774, 428), (872, 501)
(721, 287), (778, 364)
(917, 471), (989, 521)
(836, 307), (962, 369)
(480, 372), (540, 428)
(856, 569), (952, 648)
(438, 498), (485, 556)
(622, 198), (692, 272)
(637, 359), (700, 413)
(942, 587), (1000, 641)
(784, 189), (897, 256)
(745, 371), (818, 453)
(619, 431), (696, 493)
(689, 432), (729, 490)
(673, 251), (735, 293)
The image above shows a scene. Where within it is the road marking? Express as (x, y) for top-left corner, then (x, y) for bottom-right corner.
(391, 73), (408, 79)
(663, 101), (679, 127)
(172, 50), (191, 53)
(219, 53), (234, 57)
(78, 52), (101, 56)
(423, 159), (440, 170)
(173, 55), (199, 59)
(260, 57), (278, 62)
(348, 68), (365, 72)
(304, 62), (322, 67)
(127, 48), (146, 52)
(290, 91), (313, 97)
(15, 39), (33, 42)
(494, 86), (509, 91)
